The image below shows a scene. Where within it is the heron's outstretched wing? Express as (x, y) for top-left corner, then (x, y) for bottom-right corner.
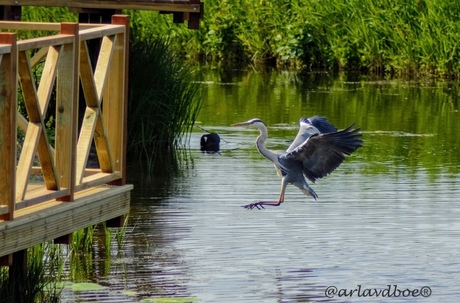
(307, 116), (338, 133)
(283, 124), (362, 182)
(286, 116), (338, 153)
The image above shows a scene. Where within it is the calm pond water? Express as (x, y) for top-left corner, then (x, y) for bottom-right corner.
(62, 70), (460, 302)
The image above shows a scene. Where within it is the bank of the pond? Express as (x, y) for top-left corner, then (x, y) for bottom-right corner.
(128, 0), (460, 77)
(21, 3), (460, 77)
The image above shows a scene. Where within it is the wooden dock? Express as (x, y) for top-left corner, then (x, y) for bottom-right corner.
(0, 0), (203, 29)
(0, 15), (133, 266)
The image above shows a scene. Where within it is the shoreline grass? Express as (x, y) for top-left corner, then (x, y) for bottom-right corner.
(127, 0), (460, 78)
(127, 35), (202, 164)
(21, 3), (460, 78)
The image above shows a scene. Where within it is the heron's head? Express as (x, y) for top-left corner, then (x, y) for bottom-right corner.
(231, 118), (266, 129)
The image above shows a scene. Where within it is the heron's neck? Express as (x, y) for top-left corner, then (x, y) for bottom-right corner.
(256, 128), (278, 163)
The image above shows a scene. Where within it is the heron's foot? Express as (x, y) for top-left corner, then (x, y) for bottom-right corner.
(303, 186), (318, 200)
(310, 188), (318, 201)
(243, 201), (282, 210)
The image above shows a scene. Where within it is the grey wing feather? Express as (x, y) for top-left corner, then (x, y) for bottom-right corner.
(284, 124), (362, 182)
(306, 116), (338, 133)
(286, 116), (338, 153)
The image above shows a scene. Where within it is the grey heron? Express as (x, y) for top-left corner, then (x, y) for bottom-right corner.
(232, 116), (362, 210)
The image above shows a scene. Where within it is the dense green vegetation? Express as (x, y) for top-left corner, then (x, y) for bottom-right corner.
(128, 0), (460, 77)
(21, 2), (460, 76)
(127, 36), (202, 163)
(0, 223), (126, 303)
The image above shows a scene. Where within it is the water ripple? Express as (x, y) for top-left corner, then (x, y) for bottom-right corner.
(63, 132), (458, 303)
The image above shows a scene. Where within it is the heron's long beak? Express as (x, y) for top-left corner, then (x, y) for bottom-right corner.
(231, 121), (250, 127)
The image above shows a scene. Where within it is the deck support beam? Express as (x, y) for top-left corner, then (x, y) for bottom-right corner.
(8, 250), (27, 300)
(0, 185), (132, 258)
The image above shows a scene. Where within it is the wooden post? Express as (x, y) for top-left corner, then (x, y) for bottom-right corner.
(55, 23), (79, 201)
(106, 214), (125, 228)
(54, 233), (72, 244)
(0, 5), (21, 21)
(0, 254), (12, 266)
(188, 0), (203, 29)
(173, 12), (185, 24)
(106, 15), (129, 186)
(9, 249), (27, 302)
(0, 33), (17, 221)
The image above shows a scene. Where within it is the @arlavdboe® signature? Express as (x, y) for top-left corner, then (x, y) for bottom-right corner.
(324, 285), (432, 299)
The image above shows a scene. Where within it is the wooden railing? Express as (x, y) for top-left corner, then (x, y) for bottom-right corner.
(0, 1), (203, 29)
(0, 15), (129, 220)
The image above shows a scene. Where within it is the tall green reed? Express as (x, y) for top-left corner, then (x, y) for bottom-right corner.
(127, 35), (202, 165)
(128, 0), (460, 77)
(0, 219), (130, 303)
(0, 243), (63, 303)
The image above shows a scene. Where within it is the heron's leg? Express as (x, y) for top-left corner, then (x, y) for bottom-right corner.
(243, 178), (287, 210)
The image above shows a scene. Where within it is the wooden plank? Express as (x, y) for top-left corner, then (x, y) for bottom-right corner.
(79, 41), (98, 107)
(16, 122), (41, 201)
(0, 33), (17, 221)
(79, 24), (123, 41)
(29, 46), (48, 68)
(31, 166), (44, 175)
(55, 23), (79, 201)
(16, 112), (28, 132)
(79, 40), (114, 175)
(17, 122), (57, 164)
(73, 1), (202, 13)
(0, 184), (132, 258)
(18, 50), (59, 194)
(0, 21), (104, 31)
(8, 199), (61, 217)
(17, 50), (40, 123)
(76, 106), (98, 184)
(94, 35), (115, 102)
(18, 188), (70, 209)
(0, 1), (202, 13)
(37, 45), (61, 116)
(106, 15), (129, 185)
(17, 35), (75, 52)
(77, 171), (122, 191)
(35, 46), (61, 190)
(0, 20), (61, 31)
(36, 129), (59, 191)
(0, 44), (11, 55)
(93, 114), (113, 172)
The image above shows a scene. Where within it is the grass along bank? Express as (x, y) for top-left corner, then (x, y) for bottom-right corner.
(127, 0), (460, 77)
(0, 222), (129, 303)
